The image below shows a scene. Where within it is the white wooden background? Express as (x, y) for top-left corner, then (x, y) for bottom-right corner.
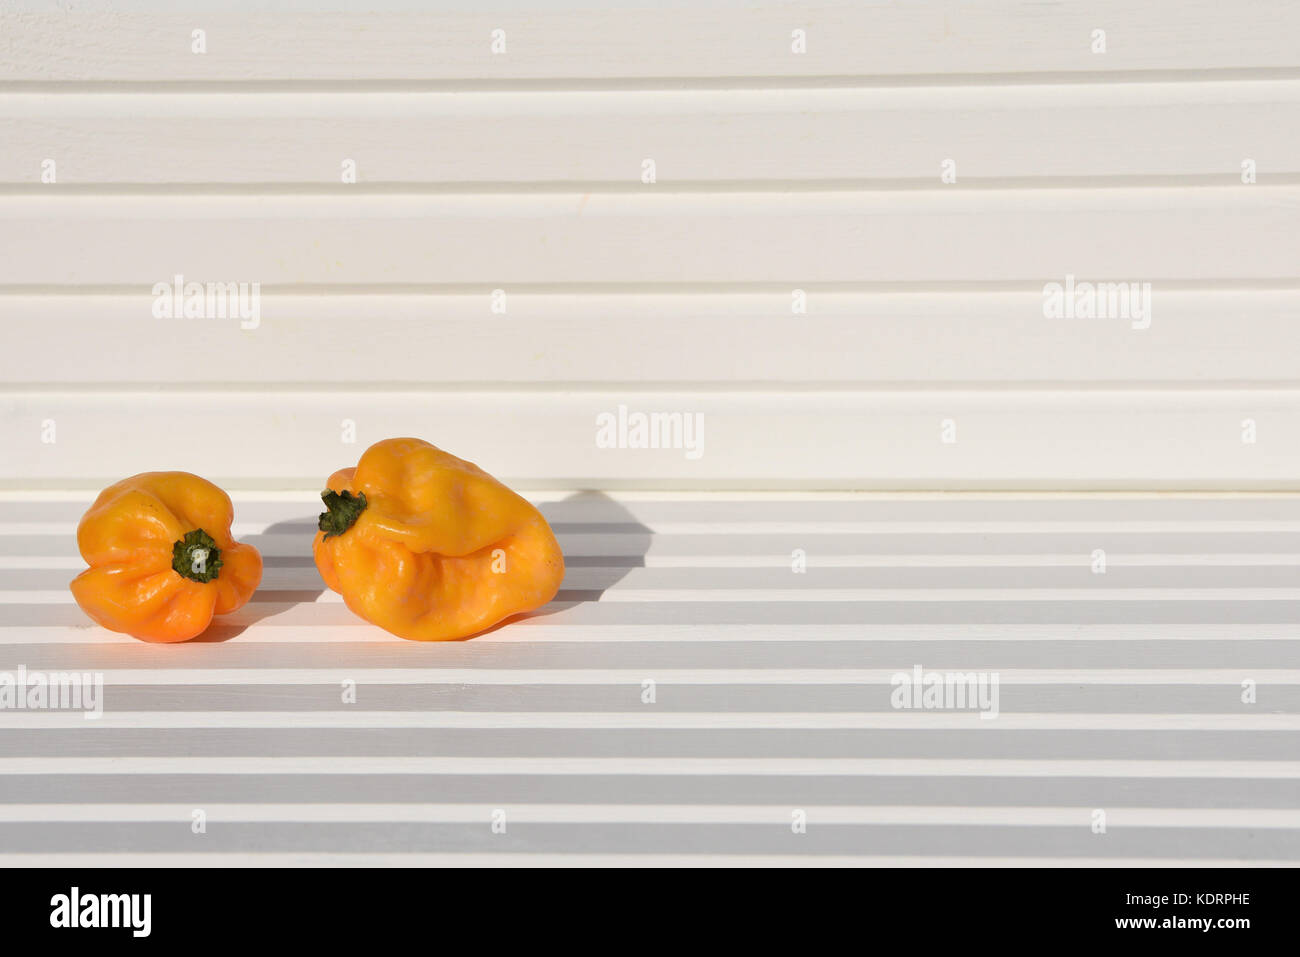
(2, 1), (1300, 868)
(2, 0), (1299, 488)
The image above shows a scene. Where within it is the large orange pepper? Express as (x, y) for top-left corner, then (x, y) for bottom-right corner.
(70, 472), (263, 643)
(313, 438), (564, 641)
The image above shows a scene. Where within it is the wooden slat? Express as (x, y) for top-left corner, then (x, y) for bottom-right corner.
(3, 1), (1299, 84)
(4, 290), (1300, 386)
(3, 81), (1298, 185)
(3, 188), (1297, 286)
(3, 390), (1300, 488)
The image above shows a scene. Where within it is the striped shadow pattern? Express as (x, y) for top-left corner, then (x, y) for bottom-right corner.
(0, 491), (1297, 866)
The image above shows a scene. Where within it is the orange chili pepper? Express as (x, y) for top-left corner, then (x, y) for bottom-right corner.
(313, 438), (564, 641)
(70, 472), (263, 643)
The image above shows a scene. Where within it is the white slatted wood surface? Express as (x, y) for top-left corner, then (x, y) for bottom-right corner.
(3, 2), (1300, 489)
(3, 1), (1299, 487)
(2, 491), (1299, 865)
(3, 1), (1300, 865)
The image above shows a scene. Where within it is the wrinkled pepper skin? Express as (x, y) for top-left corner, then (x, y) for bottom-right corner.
(313, 438), (564, 641)
(70, 472), (263, 643)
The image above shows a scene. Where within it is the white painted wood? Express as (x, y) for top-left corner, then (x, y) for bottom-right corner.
(3, 188), (1296, 286)
(4, 3), (1297, 493)
(4, 1), (1300, 869)
(3, 290), (1298, 386)
(5, 1), (1299, 84)
(4, 81), (1298, 185)
(3, 390), (1298, 488)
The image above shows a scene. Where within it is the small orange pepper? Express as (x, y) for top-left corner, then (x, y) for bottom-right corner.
(70, 472), (263, 643)
(313, 437), (564, 641)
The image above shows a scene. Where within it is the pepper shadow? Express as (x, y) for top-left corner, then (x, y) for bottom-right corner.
(467, 490), (654, 636)
(533, 489), (654, 606)
(195, 515), (325, 641)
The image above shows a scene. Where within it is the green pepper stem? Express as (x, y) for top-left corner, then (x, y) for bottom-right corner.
(172, 529), (223, 583)
(319, 489), (368, 540)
